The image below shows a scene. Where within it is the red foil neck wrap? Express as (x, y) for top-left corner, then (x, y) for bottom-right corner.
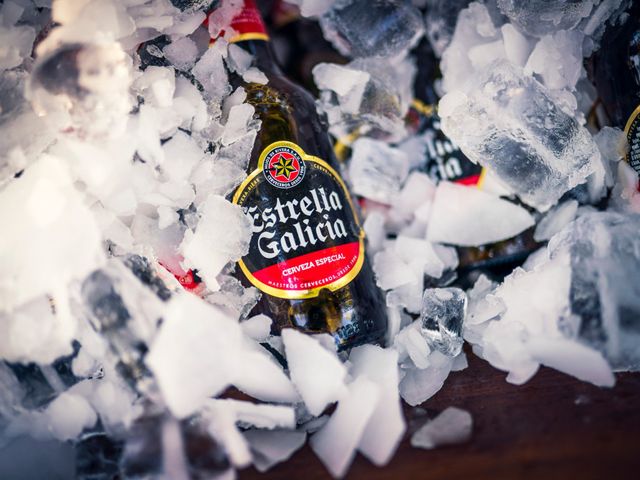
(226, 0), (270, 43)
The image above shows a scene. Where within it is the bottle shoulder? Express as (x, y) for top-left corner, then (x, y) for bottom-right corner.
(240, 73), (338, 172)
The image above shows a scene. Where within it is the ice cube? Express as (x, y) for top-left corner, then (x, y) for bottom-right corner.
(524, 30), (584, 91)
(206, 0), (243, 41)
(288, 0), (335, 17)
(527, 337), (614, 387)
(394, 320), (431, 369)
(501, 23), (534, 68)
(0, 72), (56, 183)
(348, 138), (410, 204)
(312, 63), (370, 115)
(452, 351), (469, 372)
(180, 195), (252, 290)
(45, 392), (97, 441)
(394, 236), (445, 279)
(363, 211), (386, 253)
(421, 288), (467, 357)
(191, 42), (231, 103)
(310, 376), (380, 478)
(426, 181), (535, 246)
(0, 295), (76, 365)
(410, 406), (472, 449)
(399, 350), (453, 406)
(282, 329), (347, 417)
(313, 57), (414, 142)
(205, 275), (261, 319)
(386, 272), (424, 314)
(594, 126), (627, 188)
(466, 274), (504, 326)
(373, 249), (421, 291)
(28, 42), (133, 139)
(240, 314), (272, 342)
(553, 211), (640, 371)
(424, 0), (474, 57)
(319, 0), (424, 58)
(0, 362), (22, 422)
(202, 402), (252, 468)
(0, 155), (105, 312)
(389, 171), (437, 230)
(133, 66), (176, 109)
(228, 343), (300, 404)
(145, 294), (244, 418)
(226, 44), (253, 75)
(221, 103), (255, 146)
(497, 0), (595, 37)
(534, 200), (579, 242)
(439, 2), (502, 93)
(161, 130), (205, 182)
(0, 22), (35, 71)
(245, 429), (306, 472)
(207, 399), (295, 430)
(439, 60), (600, 211)
(350, 345), (405, 466)
(162, 37), (199, 71)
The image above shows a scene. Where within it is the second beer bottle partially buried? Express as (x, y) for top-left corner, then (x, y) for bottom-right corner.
(219, 0), (388, 351)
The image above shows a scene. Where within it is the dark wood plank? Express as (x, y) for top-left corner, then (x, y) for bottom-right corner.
(240, 350), (640, 480)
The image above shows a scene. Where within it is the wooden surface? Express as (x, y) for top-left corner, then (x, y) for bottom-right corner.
(240, 350), (640, 480)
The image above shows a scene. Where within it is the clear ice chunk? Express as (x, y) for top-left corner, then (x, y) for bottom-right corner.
(348, 138), (410, 204)
(439, 60), (601, 211)
(497, 0), (595, 38)
(424, 0), (474, 57)
(553, 211), (640, 371)
(288, 0), (335, 17)
(524, 30), (584, 91)
(313, 56), (414, 142)
(410, 406), (472, 449)
(394, 320), (431, 369)
(0, 155), (105, 313)
(533, 199), (579, 242)
(282, 329), (347, 417)
(245, 429), (306, 473)
(28, 42), (133, 139)
(180, 194), (252, 291)
(399, 350), (454, 406)
(45, 392), (97, 441)
(350, 345), (405, 466)
(426, 181), (535, 247)
(309, 376), (380, 478)
(420, 288), (467, 357)
(319, 0), (424, 58)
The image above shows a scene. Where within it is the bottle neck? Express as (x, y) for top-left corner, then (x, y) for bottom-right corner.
(234, 38), (281, 74)
(214, 0), (281, 74)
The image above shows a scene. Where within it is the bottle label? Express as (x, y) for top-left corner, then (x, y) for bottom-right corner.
(233, 141), (364, 299)
(624, 104), (640, 175)
(229, 0), (270, 43)
(408, 99), (485, 186)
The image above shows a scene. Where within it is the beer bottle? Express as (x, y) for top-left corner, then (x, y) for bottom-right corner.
(590, 1), (640, 176)
(410, 38), (538, 278)
(220, 0), (388, 351)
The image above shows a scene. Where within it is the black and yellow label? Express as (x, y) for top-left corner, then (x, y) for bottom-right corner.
(232, 141), (364, 299)
(624, 104), (640, 175)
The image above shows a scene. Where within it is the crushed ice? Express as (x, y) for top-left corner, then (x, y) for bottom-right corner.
(0, 0), (639, 478)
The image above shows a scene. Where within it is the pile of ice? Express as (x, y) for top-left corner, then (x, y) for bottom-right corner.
(1, 0), (639, 479)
